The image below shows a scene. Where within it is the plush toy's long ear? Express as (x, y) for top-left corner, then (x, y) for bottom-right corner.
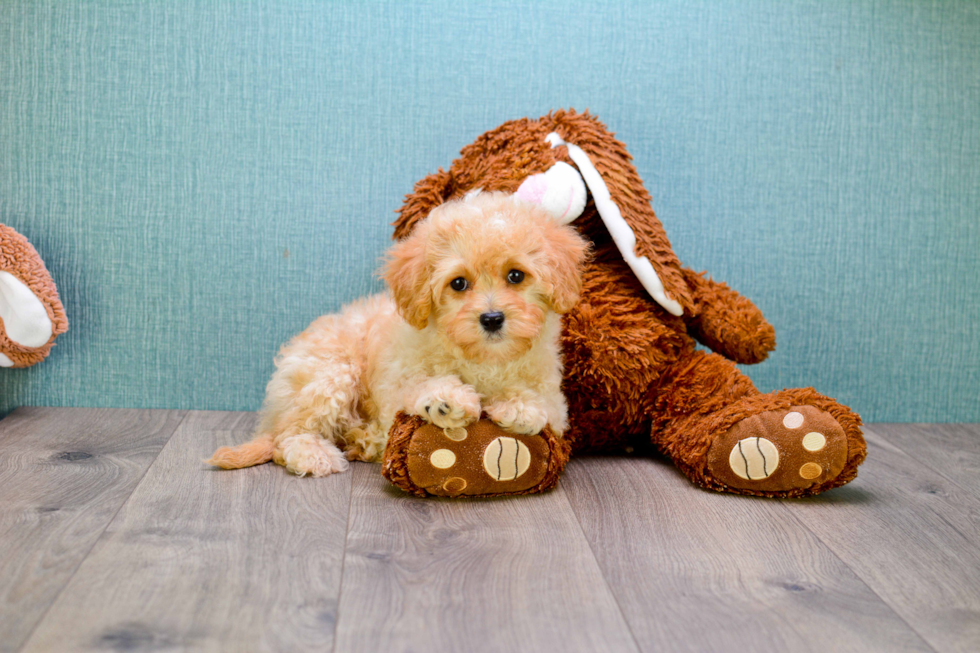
(383, 223), (432, 329)
(0, 224), (68, 368)
(0, 271), (53, 350)
(394, 168), (455, 241)
(541, 111), (692, 316)
(544, 132), (683, 317)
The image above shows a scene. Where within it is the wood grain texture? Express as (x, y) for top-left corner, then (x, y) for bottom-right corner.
(0, 407), (184, 653)
(563, 456), (931, 653)
(21, 411), (352, 653)
(333, 461), (639, 653)
(868, 423), (979, 499)
(6, 413), (980, 653)
(785, 428), (980, 652)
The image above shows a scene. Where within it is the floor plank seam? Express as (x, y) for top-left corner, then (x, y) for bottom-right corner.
(329, 465), (357, 653)
(560, 482), (643, 653)
(14, 409), (191, 653)
(773, 503), (941, 653)
(864, 426), (979, 502)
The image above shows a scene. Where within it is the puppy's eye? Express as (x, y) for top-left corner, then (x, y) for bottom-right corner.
(450, 277), (468, 292)
(506, 270), (525, 284)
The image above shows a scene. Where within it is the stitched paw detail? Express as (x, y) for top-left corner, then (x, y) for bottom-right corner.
(482, 437), (532, 481)
(728, 437), (780, 480)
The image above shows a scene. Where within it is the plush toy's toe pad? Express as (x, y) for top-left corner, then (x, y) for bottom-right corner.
(707, 406), (848, 492)
(406, 420), (551, 497)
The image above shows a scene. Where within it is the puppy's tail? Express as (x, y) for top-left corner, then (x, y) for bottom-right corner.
(206, 433), (275, 469)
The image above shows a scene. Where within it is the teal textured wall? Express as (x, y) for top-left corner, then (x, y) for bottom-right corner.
(1, 1), (978, 422)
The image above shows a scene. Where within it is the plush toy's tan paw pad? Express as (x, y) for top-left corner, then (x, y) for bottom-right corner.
(707, 406), (848, 492)
(405, 421), (551, 497)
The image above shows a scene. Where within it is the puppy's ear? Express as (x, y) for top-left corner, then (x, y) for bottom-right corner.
(538, 222), (590, 314)
(383, 224), (432, 329)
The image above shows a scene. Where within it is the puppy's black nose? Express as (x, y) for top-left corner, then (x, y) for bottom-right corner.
(479, 311), (505, 333)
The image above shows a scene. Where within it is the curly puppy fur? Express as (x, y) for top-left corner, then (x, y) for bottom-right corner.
(207, 192), (589, 476)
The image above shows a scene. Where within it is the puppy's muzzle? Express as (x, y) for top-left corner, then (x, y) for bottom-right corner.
(479, 311), (505, 333)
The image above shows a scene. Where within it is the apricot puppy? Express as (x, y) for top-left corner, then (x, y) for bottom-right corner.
(208, 192), (589, 477)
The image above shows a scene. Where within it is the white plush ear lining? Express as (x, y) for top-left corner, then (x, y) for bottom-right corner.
(0, 271), (54, 348)
(515, 162), (587, 225)
(545, 132), (684, 317)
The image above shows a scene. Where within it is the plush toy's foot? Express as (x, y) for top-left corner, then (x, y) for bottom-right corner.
(651, 350), (867, 498)
(706, 405), (849, 493)
(696, 391), (866, 498)
(382, 415), (571, 498)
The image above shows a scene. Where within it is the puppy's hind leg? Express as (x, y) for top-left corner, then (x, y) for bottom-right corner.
(274, 431), (349, 477)
(264, 360), (363, 477)
(342, 421), (389, 463)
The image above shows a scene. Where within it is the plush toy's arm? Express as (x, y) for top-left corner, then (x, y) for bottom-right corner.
(681, 267), (775, 365)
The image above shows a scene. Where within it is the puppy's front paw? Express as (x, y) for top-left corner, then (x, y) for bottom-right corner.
(485, 399), (548, 435)
(413, 380), (481, 429)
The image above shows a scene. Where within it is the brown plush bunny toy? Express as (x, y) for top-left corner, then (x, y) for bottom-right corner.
(383, 110), (865, 499)
(0, 225), (68, 368)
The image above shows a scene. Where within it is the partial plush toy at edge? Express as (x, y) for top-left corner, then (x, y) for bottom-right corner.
(0, 225), (67, 368)
(382, 110), (866, 499)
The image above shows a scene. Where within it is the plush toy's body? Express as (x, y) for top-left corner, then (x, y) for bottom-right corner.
(0, 225), (67, 368)
(383, 110), (865, 498)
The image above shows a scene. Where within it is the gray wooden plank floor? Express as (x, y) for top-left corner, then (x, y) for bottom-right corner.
(334, 463), (637, 653)
(22, 411), (351, 652)
(782, 427), (980, 653)
(0, 408), (185, 653)
(0, 408), (978, 653)
(563, 456), (932, 652)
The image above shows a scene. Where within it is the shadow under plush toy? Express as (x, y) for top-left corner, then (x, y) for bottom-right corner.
(382, 110), (865, 498)
(0, 225), (67, 368)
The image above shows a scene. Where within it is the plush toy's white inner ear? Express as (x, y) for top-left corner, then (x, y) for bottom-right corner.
(546, 132), (684, 317)
(516, 161), (587, 224)
(0, 271), (53, 348)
